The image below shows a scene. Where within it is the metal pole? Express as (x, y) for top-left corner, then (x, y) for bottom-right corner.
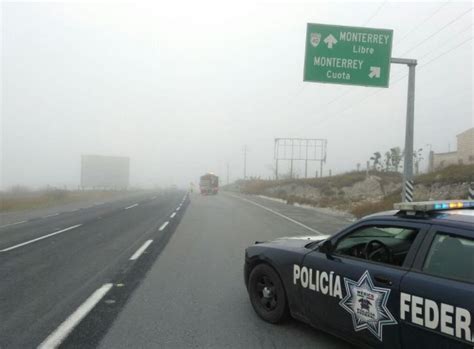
(275, 159), (279, 180)
(319, 160), (323, 178)
(391, 57), (417, 202)
(403, 62), (416, 202)
(226, 163), (230, 185)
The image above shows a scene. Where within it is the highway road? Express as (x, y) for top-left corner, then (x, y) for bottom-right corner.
(1, 190), (354, 348)
(97, 193), (353, 349)
(0, 190), (187, 348)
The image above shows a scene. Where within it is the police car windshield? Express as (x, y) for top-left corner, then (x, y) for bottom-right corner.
(347, 227), (413, 239)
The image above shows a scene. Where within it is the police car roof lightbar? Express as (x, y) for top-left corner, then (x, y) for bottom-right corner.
(394, 200), (474, 212)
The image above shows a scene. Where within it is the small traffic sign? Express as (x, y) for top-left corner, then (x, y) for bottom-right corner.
(304, 23), (393, 87)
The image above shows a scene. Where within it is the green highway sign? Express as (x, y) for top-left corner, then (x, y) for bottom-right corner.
(303, 23), (393, 87)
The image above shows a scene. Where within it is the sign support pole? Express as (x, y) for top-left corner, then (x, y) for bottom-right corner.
(391, 57), (417, 202)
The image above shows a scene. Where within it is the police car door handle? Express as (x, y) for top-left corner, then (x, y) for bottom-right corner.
(374, 275), (393, 286)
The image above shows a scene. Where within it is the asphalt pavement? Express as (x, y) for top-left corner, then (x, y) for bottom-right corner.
(0, 190), (187, 348)
(99, 192), (353, 349)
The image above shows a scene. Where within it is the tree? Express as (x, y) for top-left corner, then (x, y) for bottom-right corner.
(390, 147), (403, 172)
(370, 152), (382, 171)
(413, 148), (423, 175)
(384, 151), (392, 171)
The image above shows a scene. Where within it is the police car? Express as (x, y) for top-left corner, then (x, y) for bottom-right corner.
(244, 200), (474, 348)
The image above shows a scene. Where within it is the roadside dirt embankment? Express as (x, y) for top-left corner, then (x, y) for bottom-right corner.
(230, 164), (474, 218)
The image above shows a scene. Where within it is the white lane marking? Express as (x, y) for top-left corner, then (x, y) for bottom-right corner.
(228, 194), (323, 235)
(0, 224), (83, 252)
(124, 203), (138, 210)
(170, 212), (176, 218)
(159, 221), (169, 231)
(0, 220), (27, 229)
(176, 206), (180, 211)
(70, 209), (80, 212)
(129, 239), (153, 260)
(38, 283), (113, 349)
(44, 213), (60, 218)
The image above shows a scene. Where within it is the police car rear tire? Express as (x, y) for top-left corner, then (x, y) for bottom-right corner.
(248, 263), (289, 323)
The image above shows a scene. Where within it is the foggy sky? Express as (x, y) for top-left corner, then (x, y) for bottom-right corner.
(1, 1), (473, 189)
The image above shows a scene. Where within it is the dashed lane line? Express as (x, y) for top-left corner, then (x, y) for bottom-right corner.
(158, 221), (169, 231)
(38, 283), (113, 349)
(129, 239), (153, 260)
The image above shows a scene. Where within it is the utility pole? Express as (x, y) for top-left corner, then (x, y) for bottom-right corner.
(243, 145), (247, 180)
(274, 138), (279, 180)
(305, 139), (309, 178)
(226, 163), (230, 185)
(391, 57), (417, 202)
(426, 143), (433, 173)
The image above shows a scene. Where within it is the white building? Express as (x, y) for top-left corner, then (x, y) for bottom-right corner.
(429, 127), (474, 171)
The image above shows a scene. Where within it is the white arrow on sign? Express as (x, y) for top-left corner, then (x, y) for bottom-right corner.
(369, 66), (381, 78)
(323, 34), (338, 49)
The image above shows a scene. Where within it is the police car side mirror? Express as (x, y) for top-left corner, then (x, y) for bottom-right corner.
(319, 240), (333, 254)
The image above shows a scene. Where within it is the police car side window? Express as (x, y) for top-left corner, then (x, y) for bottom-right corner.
(333, 225), (419, 267)
(423, 233), (474, 284)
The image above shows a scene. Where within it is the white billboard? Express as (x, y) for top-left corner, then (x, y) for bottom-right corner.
(81, 155), (130, 189)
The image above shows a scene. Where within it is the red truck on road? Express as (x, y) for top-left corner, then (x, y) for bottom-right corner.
(199, 173), (219, 195)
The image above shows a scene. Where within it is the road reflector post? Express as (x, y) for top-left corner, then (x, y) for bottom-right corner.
(469, 182), (474, 200)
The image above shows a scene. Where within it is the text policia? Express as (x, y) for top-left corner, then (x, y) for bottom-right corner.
(293, 265), (473, 344)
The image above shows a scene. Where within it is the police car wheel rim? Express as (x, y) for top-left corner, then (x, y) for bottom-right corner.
(256, 275), (278, 311)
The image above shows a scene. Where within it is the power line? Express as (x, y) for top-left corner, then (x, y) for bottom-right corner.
(416, 23), (473, 61)
(394, 0), (452, 45)
(387, 23), (472, 82)
(399, 6), (473, 57)
(419, 35), (472, 68)
(362, 0), (388, 26)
